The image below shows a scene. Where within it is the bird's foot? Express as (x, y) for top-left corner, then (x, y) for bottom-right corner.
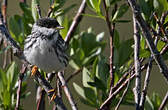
(31, 65), (38, 76)
(48, 89), (57, 101)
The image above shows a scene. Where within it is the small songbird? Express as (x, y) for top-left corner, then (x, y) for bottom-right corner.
(24, 17), (68, 73)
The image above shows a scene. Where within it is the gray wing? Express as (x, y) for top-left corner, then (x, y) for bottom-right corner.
(52, 34), (69, 67)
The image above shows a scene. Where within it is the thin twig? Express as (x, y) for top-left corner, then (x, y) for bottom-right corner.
(115, 73), (131, 110)
(99, 64), (147, 110)
(15, 64), (27, 110)
(66, 68), (82, 83)
(139, 37), (159, 110)
(36, 4), (42, 18)
(65, 0), (86, 44)
(47, 1), (54, 17)
(139, 57), (152, 109)
(127, 0), (168, 82)
(34, 71), (67, 110)
(133, 15), (141, 110)
(161, 11), (168, 25)
(103, 0), (117, 96)
(36, 72), (56, 110)
(2, 0), (8, 69)
(36, 87), (45, 110)
(153, 12), (166, 36)
(2, 0), (7, 25)
(99, 40), (168, 109)
(159, 91), (168, 110)
(100, 72), (136, 109)
(58, 72), (78, 110)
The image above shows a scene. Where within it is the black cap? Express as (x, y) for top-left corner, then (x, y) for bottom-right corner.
(36, 17), (60, 28)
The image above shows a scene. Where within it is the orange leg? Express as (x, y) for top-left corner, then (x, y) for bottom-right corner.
(31, 65), (38, 76)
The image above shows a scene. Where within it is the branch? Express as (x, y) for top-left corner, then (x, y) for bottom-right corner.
(127, 0), (168, 82)
(2, 0), (7, 25)
(65, 0), (86, 44)
(139, 57), (152, 109)
(159, 91), (168, 110)
(139, 32), (159, 110)
(36, 87), (45, 110)
(58, 72), (78, 110)
(133, 15), (141, 109)
(2, 0), (8, 69)
(99, 42), (168, 109)
(36, 72), (56, 110)
(66, 68), (82, 83)
(115, 73), (131, 110)
(15, 64), (27, 110)
(103, 0), (117, 96)
(34, 71), (67, 110)
(99, 64), (146, 110)
(36, 4), (42, 18)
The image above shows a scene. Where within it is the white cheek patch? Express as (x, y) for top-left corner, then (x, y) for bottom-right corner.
(32, 24), (56, 36)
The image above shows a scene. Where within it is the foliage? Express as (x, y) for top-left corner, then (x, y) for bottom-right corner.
(145, 93), (168, 110)
(0, 62), (29, 110)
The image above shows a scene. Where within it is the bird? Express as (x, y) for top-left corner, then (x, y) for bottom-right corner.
(23, 17), (68, 75)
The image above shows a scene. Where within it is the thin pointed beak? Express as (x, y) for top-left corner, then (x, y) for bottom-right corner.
(55, 26), (64, 30)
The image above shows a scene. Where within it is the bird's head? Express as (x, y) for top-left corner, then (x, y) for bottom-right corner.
(36, 17), (64, 30)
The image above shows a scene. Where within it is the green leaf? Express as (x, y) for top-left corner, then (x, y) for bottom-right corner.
(73, 83), (98, 108)
(114, 29), (120, 48)
(69, 60), (80, 70)
(145, 96), (154, 110)
(9, 15), (23, 37)
(0, 69), (7, 88)
(153, 0), (168, 15)
(118, 39), (134, 66)
(105, 0), (110, 8)
(96, 32), (104, 42)
(19, 2), (32, 16)
(6, 62), (19, 91)
(84, 87), (98, 106)
(96, 56), (109, 86)
(3, 91), (11, 107)
(140, 49), (150, 58)
(81, 32), (103, 56)
(139, 0), (152, 16)
(73, 83), (85, 99)
(87, 77), (106, 91)
(31, 0), (39, 22)
(92, 57), (98, 77)
(140, 35), (146, 49)
(157, 40), (165, 51)
(112, 4), (129, 21)
(60, 16), (70, 39)
(86, 0), (101, 14)
(83, 67), (93, 87)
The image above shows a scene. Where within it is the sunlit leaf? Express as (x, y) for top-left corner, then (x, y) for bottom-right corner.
(112, 4), (129, 21)
(83, 67), (93, 87)
(73, 83), (85, 99)
(31, 0), (39, 22)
